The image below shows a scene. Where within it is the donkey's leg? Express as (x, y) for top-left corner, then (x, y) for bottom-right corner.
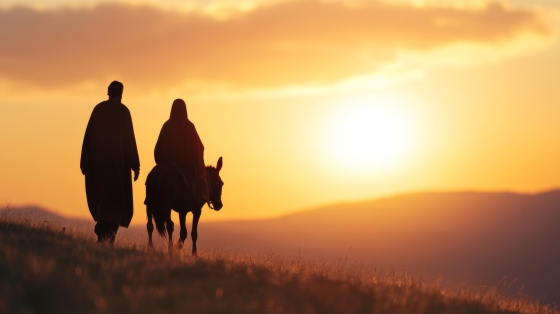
(176, 212), (188, 250)
(146, 206), (155, 251)
(166, 218), (174, 253)
(191, 210), (201, 256)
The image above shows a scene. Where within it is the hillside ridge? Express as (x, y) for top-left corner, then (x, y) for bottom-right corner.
(0, 216), (556, 314)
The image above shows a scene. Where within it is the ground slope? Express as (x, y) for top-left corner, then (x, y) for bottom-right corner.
(0, 217), (556, 314)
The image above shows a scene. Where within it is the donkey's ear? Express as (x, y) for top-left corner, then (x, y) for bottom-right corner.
(216, 157), (223, 172)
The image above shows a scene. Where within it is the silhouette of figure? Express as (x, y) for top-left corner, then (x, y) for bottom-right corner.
(80, 81), (140, 244)
(154, 99), (208, 203)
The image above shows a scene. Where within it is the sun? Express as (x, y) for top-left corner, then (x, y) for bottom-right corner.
(326, 96), (412, 173)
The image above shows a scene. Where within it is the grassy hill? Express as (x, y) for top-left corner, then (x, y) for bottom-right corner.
(0, 213), (557, 313)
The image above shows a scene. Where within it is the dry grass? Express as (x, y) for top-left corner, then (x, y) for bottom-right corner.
(0, 211), (556, 314)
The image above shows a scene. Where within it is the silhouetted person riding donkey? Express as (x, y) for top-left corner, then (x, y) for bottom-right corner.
(154, 99), (209, 202)
(80, 81), (140, 244)
(145, 99), (224, 254)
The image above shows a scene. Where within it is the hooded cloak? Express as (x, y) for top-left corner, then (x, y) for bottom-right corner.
(154, 99), (208, 202)
(80, 99), (140, 227)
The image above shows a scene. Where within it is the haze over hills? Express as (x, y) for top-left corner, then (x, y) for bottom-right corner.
(7, 190), (560, 304)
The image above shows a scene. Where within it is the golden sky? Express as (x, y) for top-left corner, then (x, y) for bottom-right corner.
(1, 0), (560, 224)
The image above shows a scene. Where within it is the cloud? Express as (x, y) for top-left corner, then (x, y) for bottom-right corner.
(0, 1), (552, 92)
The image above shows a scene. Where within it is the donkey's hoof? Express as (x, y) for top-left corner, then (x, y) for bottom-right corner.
(176, 240), (184, 250)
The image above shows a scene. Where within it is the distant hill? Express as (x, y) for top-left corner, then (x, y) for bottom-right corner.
(201, 190), (560, 304)
(8, 190), (560, 304)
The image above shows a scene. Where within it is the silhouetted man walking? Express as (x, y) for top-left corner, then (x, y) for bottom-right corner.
(80, 81), (140, 243)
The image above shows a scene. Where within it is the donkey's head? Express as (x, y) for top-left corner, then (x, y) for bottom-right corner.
(206, 157), (224, 211)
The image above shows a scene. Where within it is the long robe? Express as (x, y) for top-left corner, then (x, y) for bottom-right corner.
(153, 100), (208, 202)
(80, 99), (140, 227)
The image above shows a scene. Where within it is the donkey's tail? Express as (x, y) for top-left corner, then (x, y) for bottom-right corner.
(153, 208), (168, 237)
(145, 165), (169, 237)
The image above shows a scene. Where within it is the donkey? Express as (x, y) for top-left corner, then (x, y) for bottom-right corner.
(145, 157), (224, 255)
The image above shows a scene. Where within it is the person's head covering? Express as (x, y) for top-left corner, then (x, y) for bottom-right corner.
(170, 99), (188, 120)
(107, 81), (124, 98)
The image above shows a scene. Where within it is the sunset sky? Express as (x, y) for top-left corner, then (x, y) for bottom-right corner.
(1, 0), (560, 224)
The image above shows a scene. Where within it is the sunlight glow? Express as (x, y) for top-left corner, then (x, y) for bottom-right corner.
(326, 96), (412, 173)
